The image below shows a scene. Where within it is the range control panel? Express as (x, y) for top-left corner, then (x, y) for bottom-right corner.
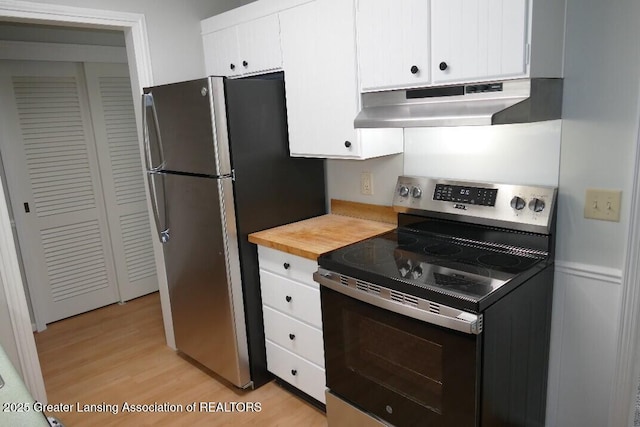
(393, 176), (557, 234)
(433, 184), (498, 206)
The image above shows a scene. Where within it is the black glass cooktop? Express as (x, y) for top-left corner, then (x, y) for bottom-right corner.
(318, 227), (550, 312)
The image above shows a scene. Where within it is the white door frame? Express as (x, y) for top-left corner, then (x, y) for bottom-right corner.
(0, 0), (174, 404)
(609, 108), (640, 424)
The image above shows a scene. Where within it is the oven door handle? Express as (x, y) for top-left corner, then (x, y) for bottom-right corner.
(314, 269), (483, 335)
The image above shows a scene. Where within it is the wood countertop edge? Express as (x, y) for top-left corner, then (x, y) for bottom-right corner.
(248, 235), (321, 260)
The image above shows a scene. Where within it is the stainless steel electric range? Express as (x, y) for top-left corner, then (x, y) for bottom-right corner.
(314, 176), (557, 427)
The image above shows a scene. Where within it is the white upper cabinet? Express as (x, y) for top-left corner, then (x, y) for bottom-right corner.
(356, 0), (564, 90)
(203, 26), (240, 77)
(431, 0), (528, 84)
(356, 0), (430, 92)
(281, 0), (403, 159)
(235, 15), (283, 76)
(203, 14), (282, 77)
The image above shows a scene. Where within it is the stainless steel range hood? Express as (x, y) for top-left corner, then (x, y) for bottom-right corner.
(354, 78), (563, 128)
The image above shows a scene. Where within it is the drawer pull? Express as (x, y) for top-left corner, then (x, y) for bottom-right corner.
(285, 295), (292, 302)
(291, 369), (297, 376)
(283, 262), (290, 270)
(289, 333), (296, 340)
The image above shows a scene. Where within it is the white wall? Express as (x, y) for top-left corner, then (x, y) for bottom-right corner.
(547, 264), (623, 427)
(326, 154), (403, 206)
(19, 0), (246, 85)
(557, 0), (640, 270)
(546, 0), (640, 425)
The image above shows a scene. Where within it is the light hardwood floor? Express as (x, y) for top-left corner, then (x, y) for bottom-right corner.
(34, 292), (327, 426)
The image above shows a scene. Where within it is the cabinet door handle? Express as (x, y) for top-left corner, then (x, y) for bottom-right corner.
(283, 262), (290, 270)
(230, 63), (235, 70)
(285, 295), (292, 302)
(410, 65), (419, 74)
(344, 141), (352, 148)
(242, 60), (248, 67)
(439, 61), (448, 71)
(289, 333), (296, 340)
(291, 369), (297, 376)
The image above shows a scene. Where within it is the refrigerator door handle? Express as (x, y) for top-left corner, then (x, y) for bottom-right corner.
(142, 92), (166, 172)
(147, 170), (170, 243)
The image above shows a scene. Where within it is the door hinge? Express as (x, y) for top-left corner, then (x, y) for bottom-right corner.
(24, 202), (30, 213)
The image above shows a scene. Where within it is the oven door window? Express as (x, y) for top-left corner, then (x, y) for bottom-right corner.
(322, 286), (480, 426)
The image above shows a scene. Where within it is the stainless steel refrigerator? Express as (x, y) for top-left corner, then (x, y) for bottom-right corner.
(142, 74), (325, 389)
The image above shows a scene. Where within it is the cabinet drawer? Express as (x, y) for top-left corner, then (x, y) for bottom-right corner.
(263, 306), (324, 367)
(259, 270), (322, 328)
(266, 340), (326, 404)
(258, 246), (318, 287)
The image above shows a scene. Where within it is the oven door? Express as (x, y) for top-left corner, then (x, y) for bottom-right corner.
(320, 284), (480, 426)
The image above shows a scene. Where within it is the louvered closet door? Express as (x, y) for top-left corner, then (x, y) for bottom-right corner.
(0, 61), (119, 327)
(84, 63), (158, 301)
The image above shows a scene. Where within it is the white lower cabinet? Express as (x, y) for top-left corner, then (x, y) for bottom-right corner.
(263, 306), (325, 367)
(257, 246), (326, 403)
(265, 341), (326, 403)
(260, 270), (322, 328)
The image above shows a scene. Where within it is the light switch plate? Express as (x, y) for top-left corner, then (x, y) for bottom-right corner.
(584, 188), (622, 221)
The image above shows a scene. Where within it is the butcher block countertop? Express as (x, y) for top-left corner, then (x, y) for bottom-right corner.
(248, 201), (396, 260)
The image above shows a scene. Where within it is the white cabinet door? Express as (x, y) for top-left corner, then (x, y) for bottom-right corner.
(281, 0), (361, 158)
(235, 14), (282, 76)
(356, 0), (430, 91)
(431, 0), (528, 84)
(203, 14), (282, 78)
(203, 26), (241, 77)
(281, 0), (403, 159)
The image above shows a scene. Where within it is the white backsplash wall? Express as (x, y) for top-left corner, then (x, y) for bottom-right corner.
(325, 121), (562, 207)
(326, 153), (403, 206)
(403, 120), (562, 187)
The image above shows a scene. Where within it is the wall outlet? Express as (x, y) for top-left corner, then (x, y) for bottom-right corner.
(584, 188), (622, 222)
(360, 172), (373, 195)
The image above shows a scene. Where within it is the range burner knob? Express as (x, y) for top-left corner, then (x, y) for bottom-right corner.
(510, 196), (526, 210)
(410, 265), (423, 280)
(528, 198), (546, 212)
(411, 187), (422, 199)
(399, 261), (411, 277)
(398, 185), (410, 197)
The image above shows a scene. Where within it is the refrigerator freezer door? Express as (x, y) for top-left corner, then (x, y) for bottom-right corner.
(142, 78), (230, 176)
(162, 173), (250, 387)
